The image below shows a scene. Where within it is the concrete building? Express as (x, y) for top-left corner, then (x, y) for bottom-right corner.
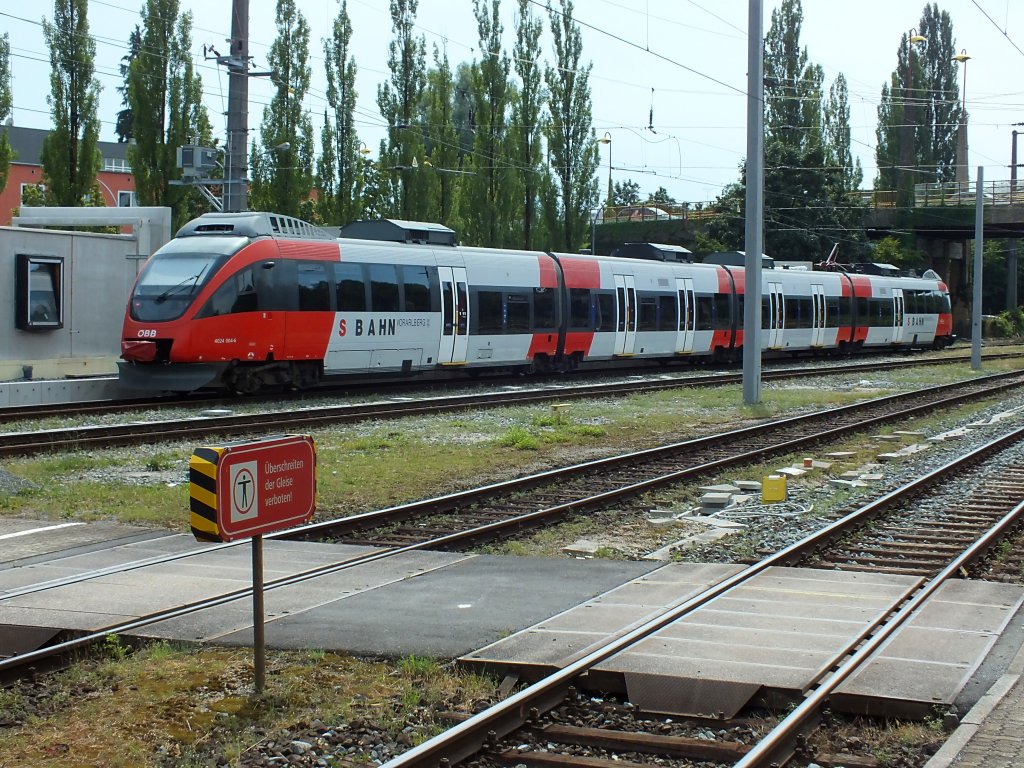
(0, 207), (171, 383)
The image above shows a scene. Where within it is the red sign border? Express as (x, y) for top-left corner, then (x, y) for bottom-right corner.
(215, 435), (316, 541)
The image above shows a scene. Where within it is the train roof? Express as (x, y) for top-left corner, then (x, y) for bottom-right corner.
(609, 242), (694, 263)
(176, 212), (334, 241)
(339, 219), (456, 246)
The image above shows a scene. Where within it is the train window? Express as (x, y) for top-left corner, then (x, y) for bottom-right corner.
(825, 298), (839, 326)
(456, 282), (468, 335)
(475, 290), (503, 333)
(713, 295), (731, 330)
(15, 255), (63, 331)
(595, 292), (615, 331)
(199, 267), (256, 317)
(761, 295), (770, 329)
(616, 287), (626, 332)
(637, 296), (657, 331)
(506, 293), (530, 331)
(533, 287), (557, 329)
(368, 264), (400, 312)
(856, 297), (868, 324)
(442, 281), (454, 335)
(298, 262), (331, 311)
(335, 262), (366, 311)
(695, 295), (713, 331)
(658, 295), (677, 331)
(569, 288), (590, 329)
(402, 265), (432, 312)
(836, 296), (852, 326)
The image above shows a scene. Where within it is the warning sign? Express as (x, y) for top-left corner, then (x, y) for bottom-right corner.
(189, 435), (316, 542)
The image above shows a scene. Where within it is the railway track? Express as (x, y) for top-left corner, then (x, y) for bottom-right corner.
(314, 369), (1024, 548)
(2, 371), (1023, 687)
(372, 427), (1024, 768)
(2, 355), (1020, 458)
(1, 350), (1018, 430)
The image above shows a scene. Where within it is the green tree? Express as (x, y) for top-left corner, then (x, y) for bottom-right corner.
(822, 73), (863, 198)
(510, 0), (544, 249)
(40, 0), (102, 206)
(0, 33), (12, 195)
(875, 4), (962, 203)
(423, 44), (464, 230)
(541, 0), (599, 252)
(127, 0), (212, 229)
(250, 0), (315, 217)
(322, 0), (363, 225)
(461, 0), (516, 247)
(377, 0), (428, 220)
(611, 179), (641, 206)
(822, 73), (866, 255)
(114, 25), (141, 143)
(646, 186), (676, 206)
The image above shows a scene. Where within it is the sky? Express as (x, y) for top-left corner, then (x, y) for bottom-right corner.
(4, 0), (1024, 206)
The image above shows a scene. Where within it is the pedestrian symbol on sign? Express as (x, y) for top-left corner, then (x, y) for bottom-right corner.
(229, 461), (258, 523)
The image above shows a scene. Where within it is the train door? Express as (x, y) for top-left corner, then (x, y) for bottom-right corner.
(767, 281), (785, 348)
(613, 274), (637, 355)
(811, 283), (826, 347)
(892, 288), (906, 343)
(675, 277), (695, 353)
(438, 266), (469, 364)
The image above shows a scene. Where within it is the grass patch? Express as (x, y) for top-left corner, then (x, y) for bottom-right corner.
(0, 643), (498, 768)
(1, 360), (1018, 531)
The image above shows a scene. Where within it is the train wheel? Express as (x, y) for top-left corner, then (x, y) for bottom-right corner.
(225, 365), (262, 396)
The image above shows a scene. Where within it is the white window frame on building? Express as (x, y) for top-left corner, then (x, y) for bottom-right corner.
(118, 190), (137, 207)
(19, 182), (46, 203)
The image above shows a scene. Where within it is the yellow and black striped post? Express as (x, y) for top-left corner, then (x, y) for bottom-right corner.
(189, 446), (225, 542)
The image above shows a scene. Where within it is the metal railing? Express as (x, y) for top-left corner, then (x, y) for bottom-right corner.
(597, 202), (718, 224)
(860, 180), (1024, 209)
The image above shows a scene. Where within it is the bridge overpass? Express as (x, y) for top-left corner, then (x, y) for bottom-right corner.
(864, 180), (1024, 312)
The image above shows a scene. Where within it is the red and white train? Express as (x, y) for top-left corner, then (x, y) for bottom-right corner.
(118, 212), (954, 394)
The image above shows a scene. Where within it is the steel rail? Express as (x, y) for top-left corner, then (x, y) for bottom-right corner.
(3, 372), (1021, 605)
(377, 425), (1024, 768)
(737, 433), (1024, 766)
(2, 374), (1022, 691)
(1, 352), (1012, 426)
(2, 356), (1019, 457)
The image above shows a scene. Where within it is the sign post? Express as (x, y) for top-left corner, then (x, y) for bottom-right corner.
(189, 434), (316, 693)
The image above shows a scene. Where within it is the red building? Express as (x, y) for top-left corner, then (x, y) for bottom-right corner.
(0, 125), (137, 225)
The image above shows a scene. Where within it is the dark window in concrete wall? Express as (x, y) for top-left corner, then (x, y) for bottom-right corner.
(15, 254), (63, 331)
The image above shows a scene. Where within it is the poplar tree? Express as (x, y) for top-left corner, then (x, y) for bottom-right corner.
(541, 0), (599, 253)
(461, 0), (516, 247)
(322, 0), (363, 225)
(377, 0), (428, 221)
(0, 33), (12, 195)
(875, 4), (962, 204)
(708, 0), (863, 257)
(424, 44), (464, 230)
(127, 0), (212, 228)
(250, 0), (315, 218)
(114, 25), (142, 143)
(510, 0), (544, 250)
(40, 0), (102, 206)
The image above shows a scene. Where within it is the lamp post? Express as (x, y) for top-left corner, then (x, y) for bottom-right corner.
(952, 50), (971, 187)
(900, 29), (927, 207)
(597, 132), (612, 209)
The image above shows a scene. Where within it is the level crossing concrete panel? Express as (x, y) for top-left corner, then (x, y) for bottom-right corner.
(463, 564), (1024, 718)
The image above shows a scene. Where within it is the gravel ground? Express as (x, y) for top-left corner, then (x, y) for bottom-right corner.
(669, 388), (1024, 565)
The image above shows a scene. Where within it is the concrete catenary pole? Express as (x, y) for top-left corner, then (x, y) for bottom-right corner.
(743, 0), (764, 405)
(223, 0), (250, 213)
(972, 166), (984, 370)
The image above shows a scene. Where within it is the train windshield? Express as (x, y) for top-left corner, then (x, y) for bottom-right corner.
(130, 237), (247, 321)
